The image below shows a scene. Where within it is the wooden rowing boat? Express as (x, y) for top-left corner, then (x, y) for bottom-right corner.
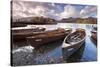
(26, 28), (72, 47)
(90, 25), (97, 46)
(62, 28), (86, 60)
(12, 27), (45, 41)
(91, 31), (97, 45)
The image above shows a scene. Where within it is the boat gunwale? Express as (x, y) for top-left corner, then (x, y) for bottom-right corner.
(62, 30), (86, 48)
(26, 29), (72, 39)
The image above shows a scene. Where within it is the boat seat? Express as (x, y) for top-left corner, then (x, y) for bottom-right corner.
(67, 32), (83, 44)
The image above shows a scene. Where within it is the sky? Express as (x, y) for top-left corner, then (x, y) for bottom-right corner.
(12, 1), (97, 20)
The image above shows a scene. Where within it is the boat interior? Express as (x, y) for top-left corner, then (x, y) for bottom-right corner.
(65, 30), (85, 44)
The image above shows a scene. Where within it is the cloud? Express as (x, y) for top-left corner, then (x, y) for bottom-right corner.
(60, 5), (97, 19)
(60, 5), (80, 19)
(12, 1), (97, 20)
(12, 1), (28, 18)
(12, 1), (61, 20)
(80, 6), (97, 18)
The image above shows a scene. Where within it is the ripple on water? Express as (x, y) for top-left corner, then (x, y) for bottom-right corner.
(12, 23), (97, 66)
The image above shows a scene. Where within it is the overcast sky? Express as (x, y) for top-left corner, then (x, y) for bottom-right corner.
(12, 1), (97, 20)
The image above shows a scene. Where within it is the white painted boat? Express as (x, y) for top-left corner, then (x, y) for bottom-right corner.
(62, 28), (86, 60)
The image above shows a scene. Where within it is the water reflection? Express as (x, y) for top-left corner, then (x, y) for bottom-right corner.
(12, 23), (97, 65)
(81, 35), (97, 61)
(66, 42), (86, 62)
(32, 40), (63, 64)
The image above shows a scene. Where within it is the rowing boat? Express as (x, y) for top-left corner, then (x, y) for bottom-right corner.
(91, 31), (97, 45)
(12, 26), (45, 41)
(62, 28), (86, 60)
(26, 28), (72, 47)
(90, 25), (97, 46)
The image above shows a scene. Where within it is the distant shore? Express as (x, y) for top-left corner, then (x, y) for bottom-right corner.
(11, 17), (97, 27)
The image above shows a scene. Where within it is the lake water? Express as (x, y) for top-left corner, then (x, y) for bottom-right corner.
(12, 23), (97, 66)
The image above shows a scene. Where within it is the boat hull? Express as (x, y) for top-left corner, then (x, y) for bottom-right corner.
(90, 31), (97, 45)
(27, 29), (72, 47)
(62, 28), (86, 60)
(62, 39), (85, 61)
(12, 27), (45, 41)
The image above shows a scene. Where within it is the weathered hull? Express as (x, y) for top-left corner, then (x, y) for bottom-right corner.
(62, 39), (85, 61)
(27, 34), (66, 47)
(90, 31), (97, 45)
(62, 29), (86, 60)
(91, 36), (97, 46)
(26, 29), (72, 47)
(66, 43), (85, 62)
(12, 33), (33, 41)
(12, 27), (45, 41)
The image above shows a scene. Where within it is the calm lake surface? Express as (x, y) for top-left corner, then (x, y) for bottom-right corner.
(12, 23), (97, 66)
